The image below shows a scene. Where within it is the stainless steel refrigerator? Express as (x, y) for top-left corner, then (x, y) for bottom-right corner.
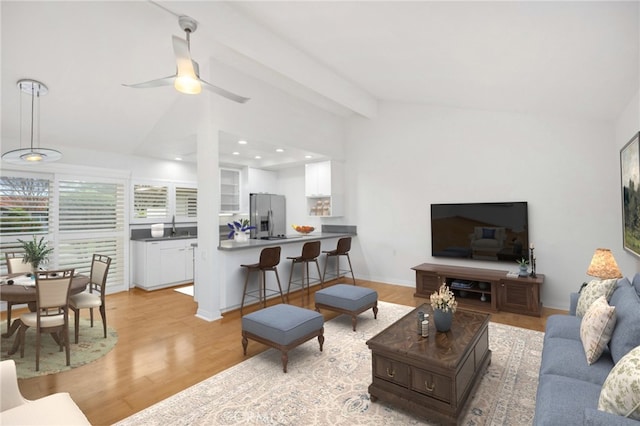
(249, 193), (286, 239)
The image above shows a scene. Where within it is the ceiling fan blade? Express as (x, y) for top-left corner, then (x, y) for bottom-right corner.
(122, 76), (176, 89)
(200, 79), (251, 103)
(172, 35), (196, 77)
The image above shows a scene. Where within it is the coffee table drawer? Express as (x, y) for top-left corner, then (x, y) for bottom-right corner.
(373, 354), (409, 387)
(411, 367), (452, 403)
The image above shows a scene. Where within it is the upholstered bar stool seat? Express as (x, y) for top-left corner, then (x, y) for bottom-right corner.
(286, 241), (323, 304)
(240, 246), (285, 315)
(241, 304), (324, 373)
(315, 284), (378, 331)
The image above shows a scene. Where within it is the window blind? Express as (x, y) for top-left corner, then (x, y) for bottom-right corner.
(176, 186), (197, 218)
(133, 184), (168, 219)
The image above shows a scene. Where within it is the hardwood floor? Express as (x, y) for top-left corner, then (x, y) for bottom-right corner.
(7, 280), (565, 425)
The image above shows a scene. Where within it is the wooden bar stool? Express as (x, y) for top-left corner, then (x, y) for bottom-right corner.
(286, 241), (323, 304)
(240, 246), (285, 315)
(321, 237), (356, 286)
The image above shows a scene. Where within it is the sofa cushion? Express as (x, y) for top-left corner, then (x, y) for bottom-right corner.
(540, 336), (614, 385)
(598, 345), (640, 420)
(534, 374), (602, 426)
(633, 273), (640, 296)
(580, 296), (617, 364)
(608, 279), (640, 364)
(545, 314), (581, 340)
(576, 278), (617, 317)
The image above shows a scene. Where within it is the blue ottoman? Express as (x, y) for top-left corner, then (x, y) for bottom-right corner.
(241, 304), (324, 373)
(315, 284), (378, 331)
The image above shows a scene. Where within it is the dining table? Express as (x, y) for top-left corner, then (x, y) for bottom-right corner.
(0, 273), (90, 354)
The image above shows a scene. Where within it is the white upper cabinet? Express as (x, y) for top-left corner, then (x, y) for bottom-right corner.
(305, 161), (332, 196)
(305, 161), (344, 217)
(220, 168), (241, 212)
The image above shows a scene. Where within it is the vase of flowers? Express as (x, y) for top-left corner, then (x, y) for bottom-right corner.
(430, 284), (458, 332)
(227, 219), (254, 242)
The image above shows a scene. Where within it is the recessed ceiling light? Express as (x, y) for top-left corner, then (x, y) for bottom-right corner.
(238, 140), (247, 145)
(175, 157), (182, 161)
(276, 148), (284, 153)
(305, 155), (312, 159)
(232, 151), (240, 155)
(255, 155), (262, 159)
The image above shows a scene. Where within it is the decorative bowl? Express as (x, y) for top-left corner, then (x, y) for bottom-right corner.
(292, 224), (314, 234)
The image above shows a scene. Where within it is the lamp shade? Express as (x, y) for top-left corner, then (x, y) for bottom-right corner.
(586, 248), (623, 279)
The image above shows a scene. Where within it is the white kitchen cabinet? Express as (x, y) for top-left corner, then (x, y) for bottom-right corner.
(305, 161), (344, 217)
(132, 238), (196, 291)
(220, 168), (241, 212)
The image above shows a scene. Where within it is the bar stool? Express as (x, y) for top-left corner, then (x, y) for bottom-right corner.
(321, 237), (356, 286)
(286, 241), (323, 304)
(240, 246), (285, 315)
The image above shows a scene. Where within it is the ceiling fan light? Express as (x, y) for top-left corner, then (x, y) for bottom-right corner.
(174, 75), (201, 95)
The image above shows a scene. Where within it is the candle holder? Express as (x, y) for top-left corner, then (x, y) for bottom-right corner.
(529, 247), (537, 278)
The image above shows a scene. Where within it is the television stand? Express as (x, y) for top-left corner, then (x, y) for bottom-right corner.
(412, 263), (544, 317)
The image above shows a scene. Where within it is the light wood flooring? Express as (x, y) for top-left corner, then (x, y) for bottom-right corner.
(6, 280), (565, 425)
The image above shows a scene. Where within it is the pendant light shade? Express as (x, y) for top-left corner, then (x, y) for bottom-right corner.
(2, 79), (62, 164)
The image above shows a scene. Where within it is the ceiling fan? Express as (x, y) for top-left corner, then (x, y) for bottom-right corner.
(123, 15), (250, 103)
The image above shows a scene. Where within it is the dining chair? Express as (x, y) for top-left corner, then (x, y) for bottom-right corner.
(4, 253), (34, 335)
(69, 254), (111, 343)
(17, 269), (74, 371)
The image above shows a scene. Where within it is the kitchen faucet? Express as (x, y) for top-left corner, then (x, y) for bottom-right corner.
(171, 215), (177, 236)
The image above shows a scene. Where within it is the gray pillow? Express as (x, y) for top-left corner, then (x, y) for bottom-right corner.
(608, 279), (640, 364)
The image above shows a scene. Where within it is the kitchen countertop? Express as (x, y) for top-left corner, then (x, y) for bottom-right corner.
(218, 232), (355, 251)
(131, 235), (197, 242)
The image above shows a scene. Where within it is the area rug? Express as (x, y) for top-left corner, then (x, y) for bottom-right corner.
(116, 302), (543, 425)
(174, 285), (194, 296)
(0, 318), (118, 379)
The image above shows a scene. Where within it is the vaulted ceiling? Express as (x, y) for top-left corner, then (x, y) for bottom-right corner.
(2, 1), (638, 166)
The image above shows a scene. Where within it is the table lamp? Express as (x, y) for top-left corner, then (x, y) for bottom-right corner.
(586, 248), (623, 279)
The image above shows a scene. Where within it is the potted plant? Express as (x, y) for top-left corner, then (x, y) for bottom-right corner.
(516, 257), (529, 277)
(430, 284), (458, 332)
(227, 219), (255, 242)
(17, 235), (54, 270)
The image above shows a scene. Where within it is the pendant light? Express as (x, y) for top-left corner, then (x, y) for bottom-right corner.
(2, 79), (62, 164)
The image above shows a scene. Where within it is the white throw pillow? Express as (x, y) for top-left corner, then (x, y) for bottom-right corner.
(598, 345), (640, 419)
(579, 296), (616, 365)
(576, 278), (617, 317)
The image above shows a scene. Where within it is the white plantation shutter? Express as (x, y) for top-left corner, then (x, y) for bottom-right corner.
(59, 181), (125, 231)
(57, 179), (125, 286)
(0, 176), (51, 236)
(133, 184), (168, 219)
(176, 186), (197, 219)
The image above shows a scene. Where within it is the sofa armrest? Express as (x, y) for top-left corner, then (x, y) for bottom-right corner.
(583, 407), (640, 426)
(569, 292), (579, 316)
(0, 393), (90, 425)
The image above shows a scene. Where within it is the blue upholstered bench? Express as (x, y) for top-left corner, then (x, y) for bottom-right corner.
(314, 284), (378, 331)
(241, 304), (324, 373)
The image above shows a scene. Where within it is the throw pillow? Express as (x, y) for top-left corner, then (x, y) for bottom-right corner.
(580, 296), (617, 365)
(576, 278), (618, 317)
(598, 345), (640, 419)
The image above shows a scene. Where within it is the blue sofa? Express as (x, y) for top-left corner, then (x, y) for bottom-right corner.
(534, 273), (640, 425)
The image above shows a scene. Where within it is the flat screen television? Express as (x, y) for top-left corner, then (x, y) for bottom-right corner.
(431, 202), (529, 263)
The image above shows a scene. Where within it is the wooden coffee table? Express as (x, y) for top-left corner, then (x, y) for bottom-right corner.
(366, 304), (491, 425)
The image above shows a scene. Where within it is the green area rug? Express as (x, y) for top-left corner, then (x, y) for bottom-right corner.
(1, 318), (117, 379)
(117, 301), (543, 425)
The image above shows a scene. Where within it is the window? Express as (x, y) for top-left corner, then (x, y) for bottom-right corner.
(0, 173), (127, 291)
(0, 176), (51, 236)
(133, 184), (168, 220)
(175, 186), (197, 219)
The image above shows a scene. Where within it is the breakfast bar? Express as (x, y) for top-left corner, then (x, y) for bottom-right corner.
(217, 231), (355, 313)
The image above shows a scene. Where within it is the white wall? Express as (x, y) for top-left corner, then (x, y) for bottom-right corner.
(345, 101), (631, 310)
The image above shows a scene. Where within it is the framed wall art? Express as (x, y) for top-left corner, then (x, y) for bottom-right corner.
(621, 131), (640, 257)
